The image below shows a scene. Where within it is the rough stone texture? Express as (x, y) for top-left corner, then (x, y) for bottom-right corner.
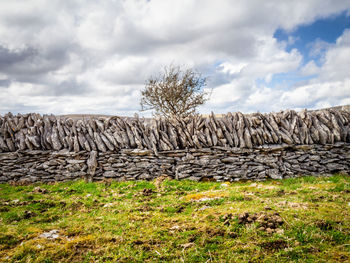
(0, 143), (349, 183)
(1, 109), (350, 153)
(1, 108), (349, 183)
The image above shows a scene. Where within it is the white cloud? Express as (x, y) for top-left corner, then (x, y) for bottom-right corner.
(207, 36), (303, 113)
(281, 80), (350, 107)
(246, 87), (283, 112)
(0, 0), (349, 115)
(260, 29), (350, 112)
(279, 29), (350, 111)
(308, 39), (331, 58)
(226, 27), (350, 113)
(300, 61), (320, 76)
(317, 29), (350, 81)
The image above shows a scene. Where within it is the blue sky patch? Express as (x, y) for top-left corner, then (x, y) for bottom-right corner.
(266, 11), (350, 91)
(256, 72), (318, 90)
(274, 11), (350, 64)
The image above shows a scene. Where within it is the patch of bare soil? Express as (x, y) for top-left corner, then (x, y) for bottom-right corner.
(315, 219), (343, 231)
(23, 210), (37, 219)
(259, 239), (288, 251)
(133, 188), (155, 198)
(141, 188), (154, 196)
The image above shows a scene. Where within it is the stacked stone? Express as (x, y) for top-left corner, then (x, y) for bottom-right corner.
(1, 109), (350, 153)
(0, 150), (88, 183)
(1, 143), (349, 183)
(172, 143), (350, 181)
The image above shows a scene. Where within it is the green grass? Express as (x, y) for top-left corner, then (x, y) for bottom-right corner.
(0, 174), (349, 262)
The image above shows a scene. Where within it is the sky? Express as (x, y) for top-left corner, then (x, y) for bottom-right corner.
(0, 0), (350, 116)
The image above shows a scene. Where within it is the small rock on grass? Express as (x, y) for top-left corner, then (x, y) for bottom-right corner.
(39, 230), (60, 239)
(181, 242), (195, 249)
(33, 187), (48, 194)
(169, 225), (181, 231)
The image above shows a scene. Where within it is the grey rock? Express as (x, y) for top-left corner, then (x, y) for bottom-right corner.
(104, 171), (119, 178)
(267, 169), (283, 180)
(67, 159), (85, 164)
(138, 173), (151, 180)
(309, 155), (321, 161)
(87, 151), (98, 181)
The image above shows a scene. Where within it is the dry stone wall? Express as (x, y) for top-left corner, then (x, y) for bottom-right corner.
(0, 144), (349, 183)
(1, 109), (350, 153)
(0, 108), (350, 183)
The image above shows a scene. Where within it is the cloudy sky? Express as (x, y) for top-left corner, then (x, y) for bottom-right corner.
(0, 0), (350, 116)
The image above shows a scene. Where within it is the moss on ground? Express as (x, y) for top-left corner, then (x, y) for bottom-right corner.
(0, 174), (349, 262)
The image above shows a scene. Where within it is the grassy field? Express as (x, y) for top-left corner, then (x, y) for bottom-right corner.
(0, 175), (349, 263)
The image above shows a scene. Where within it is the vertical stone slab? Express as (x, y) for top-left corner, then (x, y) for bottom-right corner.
(86, 150), (98, 182)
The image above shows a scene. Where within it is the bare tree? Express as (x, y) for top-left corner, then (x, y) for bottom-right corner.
(140, 65), (209, 119)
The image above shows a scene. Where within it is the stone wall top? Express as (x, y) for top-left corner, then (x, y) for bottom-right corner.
(1, 108), (349, 153)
